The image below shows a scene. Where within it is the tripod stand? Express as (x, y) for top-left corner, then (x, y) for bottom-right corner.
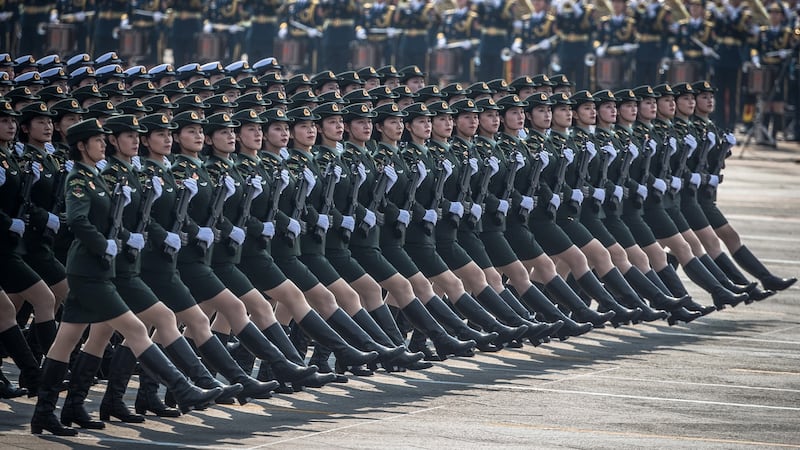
(741, 51), (795, 157)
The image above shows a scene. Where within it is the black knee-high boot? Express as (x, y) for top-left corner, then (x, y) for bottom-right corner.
(134, 369), (181, 417)
(623, 266), (691, 311)
(732, 245), (797, 291)
(682, 257), (749, 309)
(235, 322), (319, 383)
(656, 265), (716, 315)
(31, 320), (56, 360)
(423, 295), (500, 351)
(451, 293), (529, 345)
(401, 298), (476, 358)
(370, 304), (433, 370)
(576, 272), (643, 325)
(260, 323), (339, 388)
(698, 254), (756, 295)
(99, 346), (144, 423)
(473, 287), (561, 344)
(325, 309), (407, 372)
(31, 358), (77, 436)
(0, 325), (41, 396)
(60, 352), (105, 429)
(601, 268), (668, 322)
(514, 286), (593, 339)
(352, 309), (424, 369)
(295, 310), (379, 369)
(714, 253), (775, 301)
(543, 277), (615, 327)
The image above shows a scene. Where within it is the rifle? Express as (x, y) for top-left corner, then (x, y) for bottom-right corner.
(518, 151), (545, 220)
(285, 166), (309, 247)
(43, 163), (68, 241)
(424, 158), (448, 235)
(548, 149), (569, 216)
(448, 155), (473, 227)
(692, 132), (714, 187)
(670, 135), (692, 194)
(467, 158), (493, 228)
(164, 184), (191, 259)
(226, 175), (257, 255)
(314, 162), (338, 242)
(591, 145), (613, 212)
(609, 144), (635, 211)
(360, 166), (387, 236)
(15, 161), (35, 220)
(495, 150), (521, 223)
(653, 135), (672, 199)
(262, 171), (284, 246)
(573, 143), (592, 206)
(197, 173), (227, 256)
(394, 158), (420, 237)
(704, 130), (734, 194)
(341, 161), (362, 243)
(634, 135), (655, 207)
(125, 178), (156, 262)
(102, 179), (128, 269)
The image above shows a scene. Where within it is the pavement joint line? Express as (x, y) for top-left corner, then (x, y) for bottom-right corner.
(724, 214), (800, 224)
(740, 234), (800, 243)
(590, 374), (800, 393)
(731, 368), (800, 375)
(535, 367), (620, 387)
(0, 431), (234, 449)
(760, 258), (800, 266)
(243, 405), (445, 448)
(643, 331), (800, 345)
(486, 423), (800, 448)
(404, 379), (800, 411)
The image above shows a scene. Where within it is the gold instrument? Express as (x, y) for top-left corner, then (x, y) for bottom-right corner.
(744, 0), (770, 26)
(665, 0), (689, 21)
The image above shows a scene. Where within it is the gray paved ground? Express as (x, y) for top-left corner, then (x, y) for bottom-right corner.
(1, 141), (799, 449)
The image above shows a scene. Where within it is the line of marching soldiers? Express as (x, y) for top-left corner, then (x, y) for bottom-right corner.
(0, 51), (796, 437)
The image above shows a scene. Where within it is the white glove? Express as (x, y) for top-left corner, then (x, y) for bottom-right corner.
(571, 189), (584, 203)
(627, 143), (639, 159)
(197, 227), (215, 248)
(356, 163), (367, 186)
(250, 175), (264, 198)
(573, 1), (583, 16)
(44, 143), (56, 154)
(592, 188), (606, 203)
(706, 131), (716, 148)
(228, 24), (243, 33)
(356, 28), (367, 40)
(724, 133), (736, 146)
(229, 226), (245, 244)
(31, 162), (41, 184)
(120, 17), (129, 29)
(512, 152), (525, 170)
(702, 46), (714, 57)
(341, 215), (355, 232)
(647, 1), (659, 17)
(585, 141), (597, 160)
(127, 233), (145, 250)
(183, 178), (198, 200)
(596, 46), (606, 58)
(423, 209), (438, 225)
(497, 199), (509, 215)
(223, 175), (236, 200)
(622, 43), (637, 53)
(151, 176), (163, 200)
(539, 38), (552, 50)
(307, 28), (321, 38)
(287, 218), (302, 237)
(131, 155), (142, 170)
(203, 22), (213, 33)
(708, 174), (720, 187)
(9, 218), (25, 236)
(121, 185), (132, 207)
(448, 201), (464, 217)
(674, 50), (685, 62)
(414, 160), (428, 188)
(0, 166), (5, 186)
(105, 239), (118, 257)
(612, 185), (623, 202)
(668, 137), (677, 156)
(779, 49), (792, 59)
(278, 27), (289, 39)
(46, 212), (60, 233)
(636, 183), (648, 199)
(563, 148), (575, 164)
(684, 134), (698, 156)
(153, 11), (165, 22)
(13, 142), (23, 157)
(164, 232), (182, 251)
(670, 176), (682, 191)
(332, 165), (343, 183)
(511, 41), (523, 54)
(549, 193), (561, 210)
(652, 178), (667, 194)
(470, 203), (483, 221)
(602, 144), (617, 162)
(441, 159), (453, 181)
(163, 156), (171, 166)
(647, 139), (658, 155)
(460, 40), (472, 50)
(538, 151), (550, 168)
(520, 195), (534, 211)
(488, 157), (500, 176)
(96, 159), (108, 171)
(751, 55), (761, 68)
(65, 160), (74, 172)
(383, 165), (398, 193)
(302, 167), (317, 194)
(437, 37), (447, 48)
(386, 27), (400, 38)
(397, 209), (411, 226)
(363, 209), (377, 228)
(50, 11), (58, 23)
(262, 221), (275, 238)
(278, 169), (290, 193)
(316, 214), (330, 231)
(689, 172), (701, 187)
(469, 158), (479, 175)
(0, 11), (13, 21)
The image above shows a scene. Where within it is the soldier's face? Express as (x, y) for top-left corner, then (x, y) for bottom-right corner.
(639, 98), (657, 120)
(406, 77), (425, 93)
(518, 86), (536, 98)
(109, 131), (140, 158)
(597, 102), (617, 125)
(618, 101), (637, 124)
(502, 106), (526, 132)
(478, 110), (501, 135)
(364, 78), (380, 90)
(385, 78), (400, 89)
(291, 121), (317, 148)
(318, 115), (344, 143)
(0, 116), (17, 142)
(695, 92), (715, 114)
(23, 116), (54, 145)
(432, 114), (453, 140)
(56, 114), (82, 139)
(208, 127), (237, 154)
(455, 112), (479, 138)
(675, 94), (696, 116)
(689, 4), (703, 17)
(532, 0), (546, 12)
(266, 122), (290, 149)
(612, 0), (625, 15)
(575, 103), (596, 126)
(397, 97), (414, 109)
(377, 116), (404, 142)
(317, 81), (340, 96)
(408, 115), (432, 141)
(528, 105), (552, 131)
(344, 118), (373, 143)
(142, 129), (173, 156)
(78, 135), (107, 164)
(176, 125), (205, 154)
(551, 105), (572, 129)
(533, 86), (553, 95)
(237, 123), (263, 152)
(342, 84), (361, 95)
(656, 95), (675, 118)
